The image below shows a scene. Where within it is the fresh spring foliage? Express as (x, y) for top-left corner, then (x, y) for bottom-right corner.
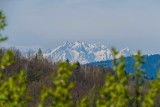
(96, 49), (160, 107)
(0, 71), (29, 107)
(0, 11), (7, 41)
(96, 48), (129, 107)
(0, 11), (29, 107)
(38, 62), (77, 107)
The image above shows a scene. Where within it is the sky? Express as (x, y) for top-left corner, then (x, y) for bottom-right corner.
(0, 0), (160, 54)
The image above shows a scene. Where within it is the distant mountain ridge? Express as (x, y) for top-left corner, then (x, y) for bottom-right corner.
(14, 41), (133, 64)
(43, 41), (132, 64)
(90, 54), (160, 79)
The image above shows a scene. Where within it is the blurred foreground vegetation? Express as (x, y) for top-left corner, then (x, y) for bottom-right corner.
(1, 11), (160, 107)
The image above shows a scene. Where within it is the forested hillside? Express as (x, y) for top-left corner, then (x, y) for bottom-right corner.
(90, 54), (160, 79)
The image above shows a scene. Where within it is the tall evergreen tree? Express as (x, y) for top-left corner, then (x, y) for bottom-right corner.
(36, 48), (43, 61)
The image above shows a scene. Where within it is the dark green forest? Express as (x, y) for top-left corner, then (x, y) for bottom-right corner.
(1, 10), (160, 107)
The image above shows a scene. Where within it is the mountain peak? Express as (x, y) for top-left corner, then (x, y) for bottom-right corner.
(45, 41), (132, 64)
(121, 47), (130, 51)
(117, 47), (131, 57)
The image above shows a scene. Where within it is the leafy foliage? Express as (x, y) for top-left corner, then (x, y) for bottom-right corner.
(96, 48), (129, 107)
(38, 62), (76, 107)
(0, 10), (30, 107)
(0, 11), (7, 41)
(142, 71), (160, 107)
(0, 71), (29, 107)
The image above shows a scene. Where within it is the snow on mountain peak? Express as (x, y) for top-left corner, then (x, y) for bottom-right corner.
(2, 42), (133, 64)
(45, 42), (132, 64)
(119, 47), (131, 56)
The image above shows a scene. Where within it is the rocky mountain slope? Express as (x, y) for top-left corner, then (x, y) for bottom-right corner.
(44, 41), (132, 64)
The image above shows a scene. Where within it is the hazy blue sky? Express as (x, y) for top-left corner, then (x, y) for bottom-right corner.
(0, 0), (160, 53)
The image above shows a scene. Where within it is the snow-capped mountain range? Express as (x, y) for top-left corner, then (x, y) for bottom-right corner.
(10, 41), (132, 64)
(43, 41), (132, 64)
